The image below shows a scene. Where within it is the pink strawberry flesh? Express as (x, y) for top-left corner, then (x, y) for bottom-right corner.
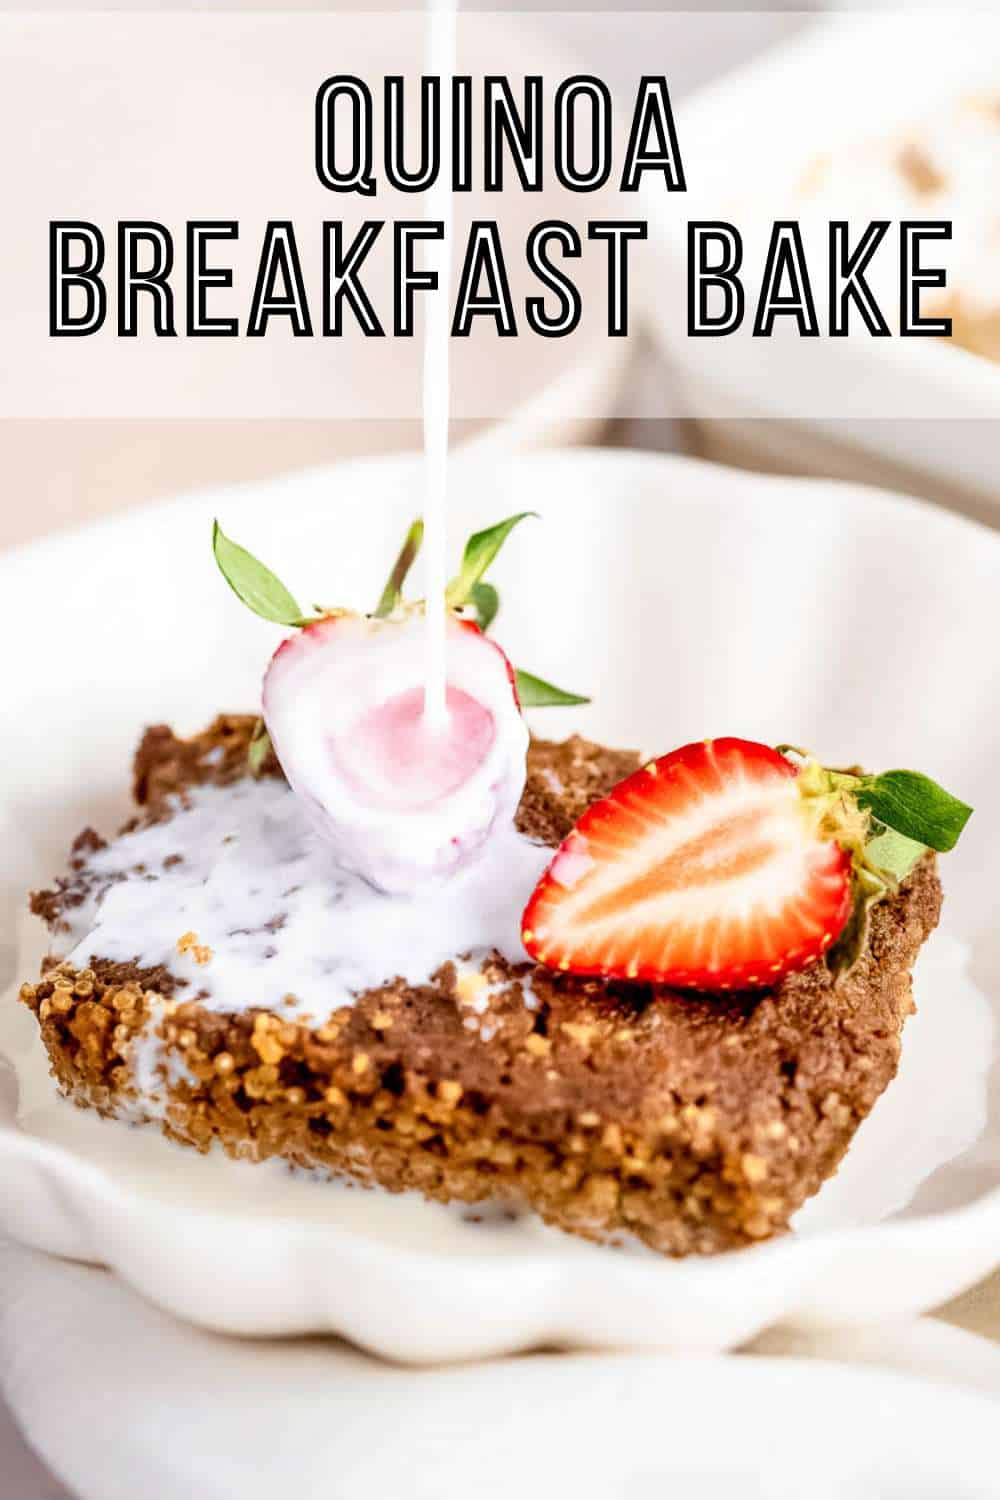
(522, 737), (853, 990)
(333, 684), (497, 813)
(262, 610), (528, 892)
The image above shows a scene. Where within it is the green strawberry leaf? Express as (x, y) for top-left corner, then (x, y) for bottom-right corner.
(213, 521), (308, 627)
(468, 581), (500, 632)
(375, 518), (424, 618)
(515, 669), (590, 708)
(459, 577), (584, 704)
(857, 770), (972, 853)
(446, 512), (537, 608)
(247, 718), (273, 777)
(863, 822), (927, 885)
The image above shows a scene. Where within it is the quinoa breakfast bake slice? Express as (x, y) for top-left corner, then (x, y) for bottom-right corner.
(20, 513), (971, 1257)
(22, 716), (942, 1257)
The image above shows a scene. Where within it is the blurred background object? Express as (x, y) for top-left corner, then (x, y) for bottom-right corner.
(5, 3), (999, 547)
(0, 4), (815, 550)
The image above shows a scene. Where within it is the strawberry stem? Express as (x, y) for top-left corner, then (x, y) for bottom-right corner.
(783, 745), (972, 979)
(247, 718), (273, 777)
(374, 518), (424, 618)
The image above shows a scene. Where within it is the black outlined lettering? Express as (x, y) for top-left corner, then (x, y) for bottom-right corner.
(323, 221), (385, 336)
(452, 222), (517, 335)
(385, 76), (440, 193)
(620, 78), (685, 192)
(49, 222), (106, 336)
(393, 221), (443, 336)
(315, 76), (376, 196)
(186, 222), (239, 337)
(900, 221), (952, 335)
(117, 222), (175, 337)
(526, 220), (582, 336)
(247, 222), (313, 337)
(687, 222), (744, 336)
(753, 222), (819, 337)
(829, 221), (890, 337)
(554, 77), (612, 192)
(588, 220), (647, 335)
(484, 76), (543, 191)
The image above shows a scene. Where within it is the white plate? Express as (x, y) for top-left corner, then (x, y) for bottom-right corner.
(642, 12), (1000, 512)
(1, 448), (999, 1361)
(3, 1236), (1000, 1500)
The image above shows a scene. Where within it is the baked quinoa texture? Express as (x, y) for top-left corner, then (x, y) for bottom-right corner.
(21, 716), (941, 1256)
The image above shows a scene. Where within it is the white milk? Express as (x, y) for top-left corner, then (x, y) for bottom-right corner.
(58, 777), (551, 1024)
(420, 0), (457, 728)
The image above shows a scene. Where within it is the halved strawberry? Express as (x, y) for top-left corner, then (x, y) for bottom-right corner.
(521, 738), (853, 990)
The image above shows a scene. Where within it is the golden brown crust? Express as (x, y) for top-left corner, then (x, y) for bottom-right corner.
(20, 717), (942, 1255)
(132, 716), (283, 810)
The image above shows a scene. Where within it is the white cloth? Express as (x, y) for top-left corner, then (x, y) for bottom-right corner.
(2, 1235), (1000, 1500)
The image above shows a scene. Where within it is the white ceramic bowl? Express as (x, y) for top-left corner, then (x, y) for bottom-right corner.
(1, 447), (999, 1362)
(642, 12), (1000, 515)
